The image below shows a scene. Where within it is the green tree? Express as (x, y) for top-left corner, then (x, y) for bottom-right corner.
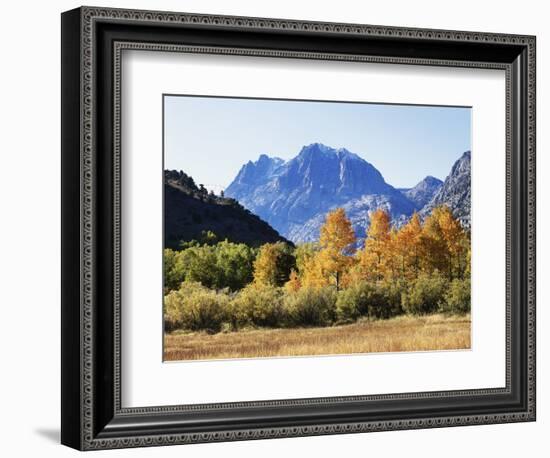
(215, 240), (256, 290)
(163, 248), (184, 292)
(164, 240), (256, 292)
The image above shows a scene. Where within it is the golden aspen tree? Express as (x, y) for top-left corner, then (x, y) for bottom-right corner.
(252, 243), (279, 286)
(295, 242), (327, 288)
(407, 212), (423, 278)
(396, 212), (422, 280)
(315, 208), (357, 290)
(386, 227), (400, 281)
(393, 224), (411, 280)
(339, 259), (362, 289)
(437, 206), (466, 280)
(360, 208), (391, 281)
(419, 206), (449, 275)
(356, 248), (379, 282)
(301, 254), (329, 288)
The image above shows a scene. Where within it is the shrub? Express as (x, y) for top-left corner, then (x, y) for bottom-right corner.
(336, 282), (371, 322)
(335, 281), (404, 322)
(164, 281), (229, 332)
(284, 286), (337, 327)
(401, 271), (448, 315)
(367, 280), (405, 319)
(335, 289), (360, 323)
(441, 277), (471, 314)
(230, 284), (286, 328)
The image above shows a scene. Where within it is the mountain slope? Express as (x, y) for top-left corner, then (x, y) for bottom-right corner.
(164, 170), (289, 248)
(419, 151), (471, 227)
(225, 143), (416, 243)
(402, 176), (443, 209)
(290, 193), (414, 243)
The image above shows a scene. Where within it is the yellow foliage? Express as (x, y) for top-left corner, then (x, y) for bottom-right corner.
(285, 269), (301, 292)
(394, 212), (422, 280)
(420, 205), (468, 280)
(315, 208), (357, 289)
(367, 208), (391, 241)
(281, 205), (467, 292)
(419, 207), (449, 273)
(301, 254), (330, 288)
(438, 206), (467, 279)
(253, 243), (281, 286)
(358, 208), (392, 281)
(319, 208), (357, 255)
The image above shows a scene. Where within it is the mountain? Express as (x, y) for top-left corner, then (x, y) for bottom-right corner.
(402, 176), (443, 209)
(225, 154), (284, 197)
(164, 170), (289, 248)
(419, 151), (471, 228)
(225, 143), (416, 243)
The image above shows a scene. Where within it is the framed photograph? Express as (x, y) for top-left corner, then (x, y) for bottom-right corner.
(61, 6), (536, 450)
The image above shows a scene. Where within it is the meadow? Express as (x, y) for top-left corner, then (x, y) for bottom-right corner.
(164, 314), (470, 361)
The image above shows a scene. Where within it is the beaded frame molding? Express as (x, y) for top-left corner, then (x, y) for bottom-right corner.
(61, 6), (536, 451)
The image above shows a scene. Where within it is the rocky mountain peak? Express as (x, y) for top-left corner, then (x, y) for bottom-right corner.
(225, 143), (414, 242)
(403, 175), (443, 209)
(420, 151), (471, 228)
(226, 154), (284, 193)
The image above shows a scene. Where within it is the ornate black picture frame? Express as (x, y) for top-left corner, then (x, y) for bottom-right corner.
(61, 6), (536, 450)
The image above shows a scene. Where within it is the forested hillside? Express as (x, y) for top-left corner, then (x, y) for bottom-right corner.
(164, 170), (289, 249)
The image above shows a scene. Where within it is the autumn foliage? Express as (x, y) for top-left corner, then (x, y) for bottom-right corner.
(164, 205), (471, 333)
(302, 208), (356, 289)
(293, 206), (469, 289)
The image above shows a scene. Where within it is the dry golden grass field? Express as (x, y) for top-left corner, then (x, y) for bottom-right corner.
(164, 314), (471, 361)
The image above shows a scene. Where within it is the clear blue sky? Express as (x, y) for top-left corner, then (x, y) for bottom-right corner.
(164, 95), (471, 190)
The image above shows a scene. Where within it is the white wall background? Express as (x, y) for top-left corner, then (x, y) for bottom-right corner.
(0, 0), (545, 456)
